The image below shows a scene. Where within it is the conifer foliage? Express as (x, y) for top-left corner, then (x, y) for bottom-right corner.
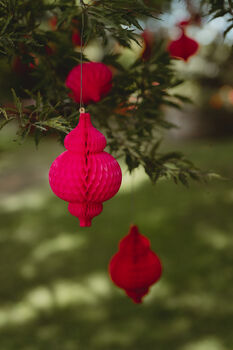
(0, 0), (231, 184)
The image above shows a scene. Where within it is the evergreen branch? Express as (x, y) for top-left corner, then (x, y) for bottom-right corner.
(0, 0), (225, 185)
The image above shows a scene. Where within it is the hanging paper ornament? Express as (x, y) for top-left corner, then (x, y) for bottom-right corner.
(49, 16), (57, 31)
(12, 54), (38, 74)
(72, 29), (81, 46)
(71, 19), (81, 47)
(66, 62), (112, 105)
(49, 112), (122, 227)
(12, 56), (30, 74)
(168, 28), (199, 62)
(49, 16), (81, 47)
(28, 53), (39, 69)
(109, 225), (162, 303)
(141, 30), (155, 61)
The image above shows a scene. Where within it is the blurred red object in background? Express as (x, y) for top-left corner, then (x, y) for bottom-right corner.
(168, 28), (199, 62)
(66, 62), (112, 105)
(141, 30), (155, 61)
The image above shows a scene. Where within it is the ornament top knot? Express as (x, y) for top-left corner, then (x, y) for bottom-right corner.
(119, 225), (150, 254)
(109, 225), (162, 304)
(49, 112), (122, 227)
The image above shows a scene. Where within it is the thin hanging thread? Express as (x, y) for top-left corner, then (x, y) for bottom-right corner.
(79, 5), (85, 113)
(130, 171), (136, 225)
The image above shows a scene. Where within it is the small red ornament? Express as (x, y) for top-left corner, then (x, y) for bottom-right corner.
(168, 28), (199, 62)
(49, 16), (57, 30)
(72, 29), (81, 46)
(109, 225), (162, 303)
(49, 112), (122, 227)
(12, 54), (38, 74)
(12, 56), (30, 74)
(141, 30), (155, 61)
(66, 62), (112, 105)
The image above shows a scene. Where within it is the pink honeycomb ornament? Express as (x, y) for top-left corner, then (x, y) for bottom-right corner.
(49, 112), (122, 227)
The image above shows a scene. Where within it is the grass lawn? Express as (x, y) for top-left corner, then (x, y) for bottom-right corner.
(0, 132), (232, 350)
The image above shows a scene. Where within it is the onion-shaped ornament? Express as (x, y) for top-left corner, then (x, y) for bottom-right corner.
(66, 62), (112, 105)
(49, 112), (122, 227)
(168, 29), (199, 62)
(109, 225), (162, 303)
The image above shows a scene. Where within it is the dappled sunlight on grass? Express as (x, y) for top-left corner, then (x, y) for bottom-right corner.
(144, 280), (172, 304)
(196, 224), (231, 250)
(85, 273), (112, 298)
(0, 189), (50, 212)
(166, 291), (221, 313)
(91, 325), (136, 348)
(0, 137), (232, 349)
(181, 337), (226, 350)
(30, 233), (87, 261)
(0, 302), (37, 328)
(52, 280), (102, 306)
(26, 286), (55, 311)
(137, 207), (167, 227)
(0, 274), (113, 329)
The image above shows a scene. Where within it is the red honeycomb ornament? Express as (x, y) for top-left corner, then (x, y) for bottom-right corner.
(66, 62), (112, 105)
(49, 112), (122, 227)
(109, 225), (162, 303)
(141, 29), (155, 61)
(168, 28), (199, 62)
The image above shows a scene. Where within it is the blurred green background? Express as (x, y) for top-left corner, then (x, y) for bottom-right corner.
(0, 124), (232, 350)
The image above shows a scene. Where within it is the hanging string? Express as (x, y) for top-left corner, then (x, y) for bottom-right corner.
(79, 2), (85, 114)
(130, 171), (136, 225)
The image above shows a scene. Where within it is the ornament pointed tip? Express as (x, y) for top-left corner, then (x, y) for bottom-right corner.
(126, 288), (148, 304)
(129, 224), (139, 235)
(130, 223), (137, 228)
(132, 297), (143, 304)
(79, 218), (92, 227)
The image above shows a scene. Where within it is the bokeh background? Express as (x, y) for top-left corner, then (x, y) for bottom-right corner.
(0, 0), (233, 349)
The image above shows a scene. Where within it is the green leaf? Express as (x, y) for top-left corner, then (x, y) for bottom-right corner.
(178, 173), (189, 187)
(0, 107), (9, 120)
